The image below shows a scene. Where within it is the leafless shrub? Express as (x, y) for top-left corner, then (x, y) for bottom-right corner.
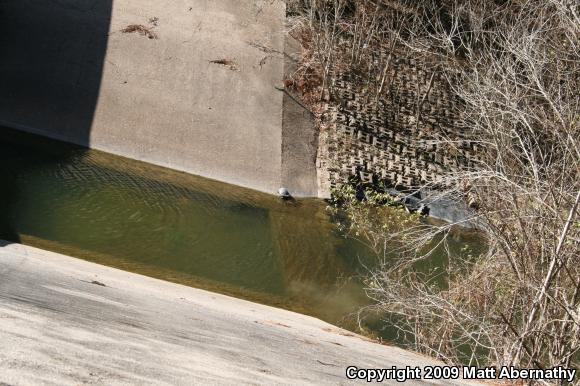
(298, 0), (580, 377)
(287, 1), (427, 105)
(425, 0), (580, 372)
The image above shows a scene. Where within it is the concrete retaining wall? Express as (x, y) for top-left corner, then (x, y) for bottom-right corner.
(0, 0), (318, 196)
(0, 241), (478, 385)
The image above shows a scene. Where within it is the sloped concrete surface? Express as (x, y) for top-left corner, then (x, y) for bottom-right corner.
(0, 242), (479, 385)
(0, 0), (319, 196)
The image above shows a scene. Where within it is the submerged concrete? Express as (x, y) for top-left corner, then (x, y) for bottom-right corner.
(0, 0), (318, 196)
(0, 242), (479, 385)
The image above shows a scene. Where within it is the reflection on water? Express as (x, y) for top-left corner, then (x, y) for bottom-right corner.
(0, 128), (372, 327)
(0, 128), (485, 337)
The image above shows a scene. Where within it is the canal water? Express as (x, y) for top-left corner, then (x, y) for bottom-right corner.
(0, 128), (482, 337)
(0, 129), (377, 328)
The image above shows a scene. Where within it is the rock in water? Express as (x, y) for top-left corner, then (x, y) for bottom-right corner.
(278, 187), (291, 199)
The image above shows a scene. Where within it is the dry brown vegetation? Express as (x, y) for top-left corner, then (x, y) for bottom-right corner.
(121, 24), (158, 40)
(209, 58), (239, 71)
(290, 0), (580, 378)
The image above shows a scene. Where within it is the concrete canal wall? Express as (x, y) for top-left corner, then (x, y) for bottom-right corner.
(0, 241), (480, 385)
(0, 0), (318, 197)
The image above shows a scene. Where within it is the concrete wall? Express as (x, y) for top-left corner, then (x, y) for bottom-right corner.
(0, 0), (319, 196)
(281, 35), (319, 197)
(0, 241), (476, 385)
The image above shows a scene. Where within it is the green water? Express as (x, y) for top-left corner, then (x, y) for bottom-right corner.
(0, 129), (483, 338)
(0, 129), (374, 328)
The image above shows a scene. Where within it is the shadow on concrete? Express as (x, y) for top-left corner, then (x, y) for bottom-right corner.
(0, 0), (112, 241)
(0, 127), (90, 243)
(0, 162), (21, 243)
(0, 239), (14, 248)
(0, 0), (113, 146)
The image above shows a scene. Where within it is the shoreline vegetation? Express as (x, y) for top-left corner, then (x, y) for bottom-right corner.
(286, 0), (579, 378)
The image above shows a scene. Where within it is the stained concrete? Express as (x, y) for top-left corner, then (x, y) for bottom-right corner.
(281, 35), (319, 197)
(0, 241), (481, 385)
(0, 0), (319, 196)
